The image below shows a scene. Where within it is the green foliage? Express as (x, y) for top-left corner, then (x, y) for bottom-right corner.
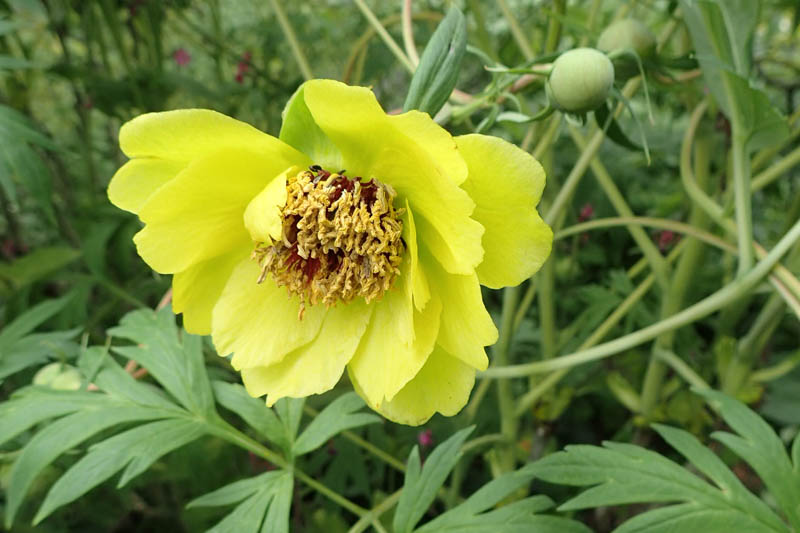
(1, 0), (799, 531)
(532, 389), (800, 532)
(403, 6), (467, 116)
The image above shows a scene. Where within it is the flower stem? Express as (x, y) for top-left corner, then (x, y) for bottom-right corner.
(401, 0), (420, 67)
(482, 215), (800, 379)
(494, 285), (520, 471)
(347, 490), (402, 533)
(268, 0), (313, 80)
(353, 0), (414, 73)
(496, 0), (534, 60)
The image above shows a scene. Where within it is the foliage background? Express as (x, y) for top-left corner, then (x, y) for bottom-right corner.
(0, 0), (799, 532)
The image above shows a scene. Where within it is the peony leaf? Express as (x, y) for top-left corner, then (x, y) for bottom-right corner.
(292, 392), (379, 456)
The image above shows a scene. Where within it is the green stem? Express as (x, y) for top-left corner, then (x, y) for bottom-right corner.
(401, 0), (420, 66)
(347, 490), (402, 533)
(751, 144), (800, 192)
(568, 125), (670, 291)
(209, 421), (368, 518)
(515, 240), (689, 416)
(482, 215), (800, 379)
(268, 0), (314, 80)
(640, 131), (712, 419)
(542, 0), (565, 55)
(655, 348), (710, 390)
(353, 0), (414, 73)
(731, 131), (754, 277)
(496, 0), (534, 60)
(494, 285), (520, 471)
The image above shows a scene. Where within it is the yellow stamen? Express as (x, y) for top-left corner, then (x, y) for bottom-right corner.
(252, 167), (404, 315)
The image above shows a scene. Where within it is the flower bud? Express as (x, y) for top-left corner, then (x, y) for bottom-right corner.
(546, 48), (615, 114)
(597, 19), (656, 59)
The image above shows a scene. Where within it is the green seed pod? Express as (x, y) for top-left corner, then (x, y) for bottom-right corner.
(597, 19), (656, 59)
(546, 48), (615, 114)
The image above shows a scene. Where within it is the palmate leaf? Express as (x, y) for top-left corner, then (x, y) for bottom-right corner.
(292, 392), (380, 456)
(415, 463), (591, 533)
(531, 390), (794, 533)
(3, 308), (221, 528)
(188, 470), (294, 533)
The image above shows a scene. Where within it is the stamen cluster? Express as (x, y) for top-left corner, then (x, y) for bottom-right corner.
(253, 166), (405, 314)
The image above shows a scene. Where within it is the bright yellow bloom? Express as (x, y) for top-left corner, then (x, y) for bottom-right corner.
(108, 80), (552, 425)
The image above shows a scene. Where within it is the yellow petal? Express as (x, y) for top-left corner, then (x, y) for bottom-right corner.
(404, 203), (430, 311)
(365, 345), (476, 426)
(347, 263), (442, 408)
(303, 79), (484, 275)
(427, 258), (496, 371)
(211, 260), (327, 370)
(243, 168), (291, 243)
(120, 109), (308, 165)
(388, 110), (468, 185)
(108, 158), (184, 214)
(456, 134), (553, 288)
(172, 248), (249, 335)
(279, 83), (344, 171)
(240, 300), (373, 405)
(134, 148), (294, 274)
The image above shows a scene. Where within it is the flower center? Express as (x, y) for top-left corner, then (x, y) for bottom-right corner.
(252, 166), (405, 315)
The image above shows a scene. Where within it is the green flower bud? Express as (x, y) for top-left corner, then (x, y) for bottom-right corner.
(597, 19), (656, 59)
(547, 48), (615, 114)
(33, 362), (82, 390)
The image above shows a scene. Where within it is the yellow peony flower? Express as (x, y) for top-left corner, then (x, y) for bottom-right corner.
(108, 79), (552, 425)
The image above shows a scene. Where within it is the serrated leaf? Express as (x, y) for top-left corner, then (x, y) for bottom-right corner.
(293, 392), (379, 456)
(403, 6), (467, 116)
(34, 418), (206, 524)
(110, 307), (216, 417)
(213, 381), (288, 452)
(394, 426), (474, 533)
(5, 404), (175, 527)
(698, 389), (800, 528)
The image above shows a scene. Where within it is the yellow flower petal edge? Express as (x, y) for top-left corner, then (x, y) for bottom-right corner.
(109, 79), (553, 426)
(456, 134), (553, 288)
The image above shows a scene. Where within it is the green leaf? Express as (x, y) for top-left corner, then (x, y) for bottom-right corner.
(78, 347), (178, 410)
(261, 471), (293, 533)
(698, 389), (800, 529)
(0, 247), (81, 293)
(5, 404), (175, 527)
(402, 6), (467, 116)
(189, 471), (293, 533)
(34, 418), (206, 524)
(273, 397), (305, 450)
(0, 296), (72, 341)
(0, 387), (103, 447)
(394, 426), (474, 533)
(417, 497), (590, 533)
(188, 471), (284, 509)
(109, 308), (216, 417)
(594, 103), (644, 153)
(680, 0), (789, 152)
(0, 105), (59, 150)
(292, 392), (379, 456)
(415, 462), (589, 532)
(213, 381), (288, 452)
(531, 417), (789, 533)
